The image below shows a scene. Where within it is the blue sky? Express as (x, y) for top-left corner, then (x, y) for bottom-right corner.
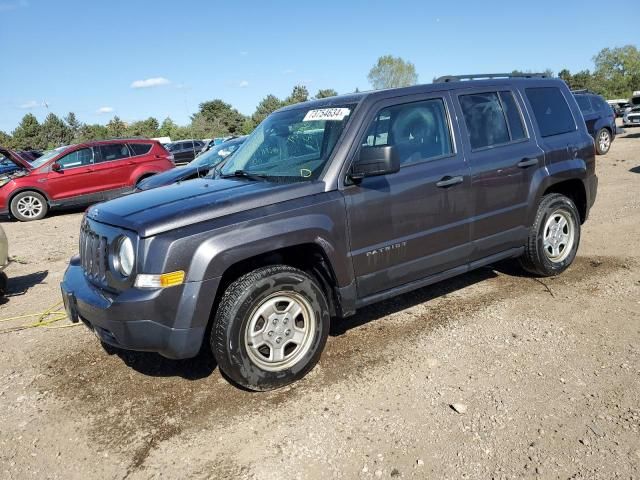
(0, 0), (632, 133)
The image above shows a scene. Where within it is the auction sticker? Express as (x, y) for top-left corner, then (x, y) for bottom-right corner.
(303, 108), (351, 122)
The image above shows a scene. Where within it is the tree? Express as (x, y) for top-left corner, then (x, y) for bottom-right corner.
(191, 99), (245, 137)
(367, 55), (418, 90)
(127, 117), (159, 138)
(65, 112), (82, 142)
(106, 116), (127, 138)
(0, 131), (14, 148)
(158, 117), (178, 138)
(251, 94), (283, 126)
(593, 45), (640, 98)
(12, 114), (41, 149)
(284, 85), (309, 105)
(78, 124), (108, 142)
(315, 89), (338, 99)
(40, 113), (72, 149)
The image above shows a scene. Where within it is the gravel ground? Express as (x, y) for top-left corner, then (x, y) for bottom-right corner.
(0, 129), (638, 479)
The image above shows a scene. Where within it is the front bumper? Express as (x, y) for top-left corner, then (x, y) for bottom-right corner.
(61, 255), (220, 359)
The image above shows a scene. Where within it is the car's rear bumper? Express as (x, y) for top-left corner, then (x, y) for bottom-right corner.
(61, 255), (219, 359)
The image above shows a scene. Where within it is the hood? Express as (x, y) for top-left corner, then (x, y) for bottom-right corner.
(88, 178), (325, 237)
(0, 147), (33, 170)
(137, 165), (203, 191)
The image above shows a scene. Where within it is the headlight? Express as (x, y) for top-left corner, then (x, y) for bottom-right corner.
(116, 236), (134, 277)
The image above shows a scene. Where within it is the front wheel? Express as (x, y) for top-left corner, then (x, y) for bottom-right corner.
(211, 265), (330, 391)
(519, 193), (581, 277)
(10, 191), (48, 222)
(595, 128), (611, 155)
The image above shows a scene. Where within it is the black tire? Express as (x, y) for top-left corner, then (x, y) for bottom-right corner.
(595, 128), (611, 155)
(211, 265), (330, 391)
(10, 191), (48, 222)
(0, 271), (7, 296)
(519, 193), (581, 277)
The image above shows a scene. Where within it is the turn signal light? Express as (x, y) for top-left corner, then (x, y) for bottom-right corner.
(134, 271), (185, 289)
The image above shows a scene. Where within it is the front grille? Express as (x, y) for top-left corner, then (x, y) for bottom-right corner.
(79, 221), (109, 285)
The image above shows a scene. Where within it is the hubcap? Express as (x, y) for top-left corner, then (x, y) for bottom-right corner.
(598, 131), (610, 152)
(16, 195), (43, 218)
(244, 292), (316, 372)
(542, 209), (575, 263)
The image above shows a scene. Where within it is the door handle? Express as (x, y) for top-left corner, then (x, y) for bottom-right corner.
(517, 157), (538, 168)
(436, 175), (464, 188)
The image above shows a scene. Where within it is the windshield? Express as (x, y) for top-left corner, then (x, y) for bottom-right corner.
(190, 139), (243, 168)
(29, 148), (68, 168)
(220, 105), (354, 181)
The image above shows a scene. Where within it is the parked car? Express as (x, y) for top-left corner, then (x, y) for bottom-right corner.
(573, 90), (616, 155)
(165, 140), (205, 164)
(0, 139), (173, 221)
(137, 136), (246, 191)
(62, 75), (597, 391)
(0, 224), (8, 295)
(199, 137), (230, 154)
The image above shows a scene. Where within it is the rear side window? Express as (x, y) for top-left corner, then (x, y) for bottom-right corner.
(459, 92), (510, 150)
(575, 95), (593, 114)
(362, 98), (453, 166)
(99, 143), (130, 162)
(129, 143), (153, 156)
(525, 87), (576, 137)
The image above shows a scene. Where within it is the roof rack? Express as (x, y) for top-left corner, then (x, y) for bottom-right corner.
(433, 73), (549, 83)
(570, 89), (594, 95)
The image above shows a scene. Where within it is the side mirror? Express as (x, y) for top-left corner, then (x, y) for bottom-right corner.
(350, 145), (400, 181)
(51, 162), (62, 172)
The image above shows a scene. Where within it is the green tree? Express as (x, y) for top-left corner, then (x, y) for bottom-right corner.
(315, 88), (338, 99)
(0, 131), (14, 148)
(40, 113), (72, 148)
(593, 45), (640, 98)
(106, 116), (127, 138)
(368, 55), (418, 89)
(12, 113), (41, 149)
(127, 117), (159, 138)
(78, 124), (109, 142)
(251, 94), (283, 126)
(284, 85), (309, 105)
(191, 99), (245, 137)
(64, 112), (82, 142)
(158, 117), (179, 138)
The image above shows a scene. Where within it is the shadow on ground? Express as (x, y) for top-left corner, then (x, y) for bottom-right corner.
(0, 270), (49, 303)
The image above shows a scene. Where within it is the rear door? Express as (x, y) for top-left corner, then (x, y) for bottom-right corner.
(91, 143), (134, 194)
(343, 93), (472, 298)
(575, 94), (597, 135)
(46, 147), (100, 203)
(454, 88), (544, 261)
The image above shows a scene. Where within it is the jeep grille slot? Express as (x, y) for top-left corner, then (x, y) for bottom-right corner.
(80, 222), (108, 285)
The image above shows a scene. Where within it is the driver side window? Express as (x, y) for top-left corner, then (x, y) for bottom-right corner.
(58, 148), (94, 169)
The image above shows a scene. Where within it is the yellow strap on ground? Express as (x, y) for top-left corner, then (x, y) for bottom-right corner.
(0, 301), (79, 334)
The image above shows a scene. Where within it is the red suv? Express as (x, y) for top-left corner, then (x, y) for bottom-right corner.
(0, 139), (173, 221)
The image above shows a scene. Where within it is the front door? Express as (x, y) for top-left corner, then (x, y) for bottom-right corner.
(342, 94), (472, 298)
(46, 147), (101, 204)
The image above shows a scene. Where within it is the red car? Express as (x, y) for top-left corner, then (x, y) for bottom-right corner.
(0, 139), (173, 221)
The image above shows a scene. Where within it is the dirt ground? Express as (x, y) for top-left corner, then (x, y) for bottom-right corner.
(0, 128), (639, 480)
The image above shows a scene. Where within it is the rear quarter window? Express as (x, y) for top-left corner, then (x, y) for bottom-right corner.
(526, 87), (576, 137)
(129, 143), (153, 156)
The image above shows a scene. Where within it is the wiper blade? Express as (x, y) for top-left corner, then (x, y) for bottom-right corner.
(220, 169), (269, 181)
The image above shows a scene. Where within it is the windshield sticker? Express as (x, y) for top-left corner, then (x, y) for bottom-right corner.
(300, 168), (312, 177)
(303, 108), (351, 122)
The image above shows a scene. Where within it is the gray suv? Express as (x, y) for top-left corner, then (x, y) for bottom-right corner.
(62, 74), (597, 391)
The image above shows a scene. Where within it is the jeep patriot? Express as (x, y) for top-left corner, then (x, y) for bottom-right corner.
(61, 74), (597, 390)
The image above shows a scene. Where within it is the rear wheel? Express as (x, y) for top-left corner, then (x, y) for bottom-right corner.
(10, 191), (48, 222)
(595, 128), (611, 155)
(519, 193), (581, 277)
(211, 265), (330, 391)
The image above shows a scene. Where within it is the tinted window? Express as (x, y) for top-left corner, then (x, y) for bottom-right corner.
(129, 143), (152, 156)
(99, 143), (130, 162)
(460, 92), (510, 150)
(526, 87), (576, 137)
(58, 148), (93, 168)
(593, 95), (609, 112)
(499, 91), (527, 141)
(575, 95), (593, 114)
(363, 98), (453, 166)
